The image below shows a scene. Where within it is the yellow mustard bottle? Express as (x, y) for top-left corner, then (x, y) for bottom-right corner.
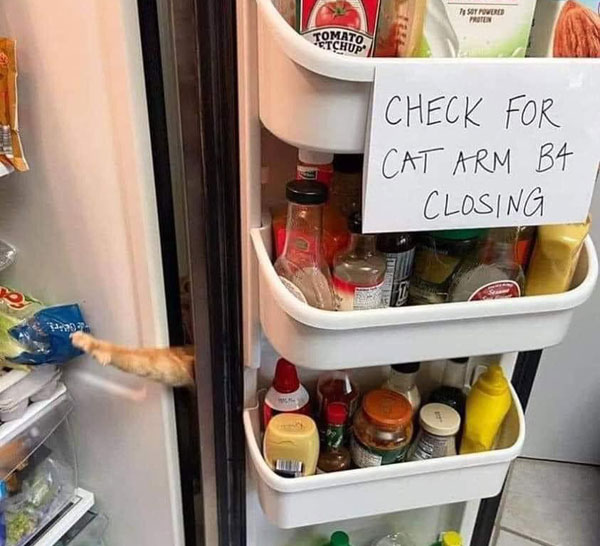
(460, 365), (511, 455)
(263, 413), (319, 477)
(525, 218), (590, 296)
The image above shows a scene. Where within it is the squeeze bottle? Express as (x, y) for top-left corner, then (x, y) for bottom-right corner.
(525, 219), (590, 296)
(460, 365), (511, 454)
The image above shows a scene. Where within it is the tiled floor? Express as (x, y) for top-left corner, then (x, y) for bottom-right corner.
(492, 458), (600, 546)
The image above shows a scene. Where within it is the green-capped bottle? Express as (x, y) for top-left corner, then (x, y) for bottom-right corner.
(325, 531), (351, 546)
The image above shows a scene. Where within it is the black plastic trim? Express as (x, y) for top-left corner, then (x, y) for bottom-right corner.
(137, 2), (198, 546)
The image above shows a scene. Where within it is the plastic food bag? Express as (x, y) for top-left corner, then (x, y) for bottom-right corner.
(0, 287), (89, 365)
(0, 241), (16, 273)
(0, 38), (27, 174)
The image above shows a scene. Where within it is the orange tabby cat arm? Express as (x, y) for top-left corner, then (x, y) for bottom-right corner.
(71, 332), (195, 387)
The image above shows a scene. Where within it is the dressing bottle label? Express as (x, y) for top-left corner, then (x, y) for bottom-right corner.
(333, 276), (383, 310)
(468, 280), (521, 301)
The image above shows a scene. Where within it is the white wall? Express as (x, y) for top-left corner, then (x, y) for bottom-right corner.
(0, 1), (184, 543)
(522, 196), (600, 464)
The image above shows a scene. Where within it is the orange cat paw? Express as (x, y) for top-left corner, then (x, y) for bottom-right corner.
(71, 332), (98, 353)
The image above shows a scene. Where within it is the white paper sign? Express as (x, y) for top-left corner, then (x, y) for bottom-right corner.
(363, 60), (600, 233)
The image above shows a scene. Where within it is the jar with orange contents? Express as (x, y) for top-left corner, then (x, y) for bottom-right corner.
(350, 389), (413, 467)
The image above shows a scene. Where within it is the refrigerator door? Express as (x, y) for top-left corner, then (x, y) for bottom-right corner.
(0, 2), (184, 545)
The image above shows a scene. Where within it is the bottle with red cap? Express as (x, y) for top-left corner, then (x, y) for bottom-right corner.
(317, 402), (352, 473)
(263, 358), (311, 428)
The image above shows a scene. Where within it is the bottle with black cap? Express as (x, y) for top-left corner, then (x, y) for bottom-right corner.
(332, 211), (386, 311)
(274, 180), (336, 310)
(429, 357), (469, 420)
(382, 362), (421, 415)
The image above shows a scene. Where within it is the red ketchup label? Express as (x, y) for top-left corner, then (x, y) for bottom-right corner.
(468, 280), (521, 301)
(0, 286), (31, 310)
(297, 0), (382, 57)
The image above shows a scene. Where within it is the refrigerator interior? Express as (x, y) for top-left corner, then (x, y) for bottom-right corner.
(0, 2), (184, 545)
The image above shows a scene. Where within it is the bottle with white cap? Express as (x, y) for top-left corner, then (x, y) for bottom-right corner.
(408, 403), (461, 461)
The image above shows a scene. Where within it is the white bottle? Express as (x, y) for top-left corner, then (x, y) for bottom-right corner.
(382, 362), (421, 415)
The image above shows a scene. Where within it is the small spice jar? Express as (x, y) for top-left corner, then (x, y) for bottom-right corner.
(351, 389), (413, 467)
(408, 403), (461, 461)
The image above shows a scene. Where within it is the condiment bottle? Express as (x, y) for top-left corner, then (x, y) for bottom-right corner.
(460, 365), (511, 455)
(428, 357), (468, 421)
(373, 531), (417, 546)
(317, 370), (360, 427)
(448, 228), (524, 302)
(377, 232), (416, 307)
(274, 180), (337, 310)
(525, 219), (590, 296)
(409, 229), (485, 305)
(273, 155), (350, 267)
(351, 389), (413, 467)
(263, 358), (311, 428)
(298, 150), (349, 266)
(324, 531), (352, 546)
(408, 403), (461, 461)
(516, 226), (536, 269)
(332, 154), (363, 218)
(382, 362), (421, 415)
(333, 212), (386, 311)
(317, 402), (352, 473)
(263, 413), (319, 477)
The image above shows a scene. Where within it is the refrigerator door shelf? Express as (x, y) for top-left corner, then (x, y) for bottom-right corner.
(0, 383), (73, 479)
(244, 382), (524, 528)
(251, 225), (597, 369)
(257, 0), (599, 153)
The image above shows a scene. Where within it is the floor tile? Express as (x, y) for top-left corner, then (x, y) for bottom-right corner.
(495, 530), (540, 546)
(498, 458), (600, 546)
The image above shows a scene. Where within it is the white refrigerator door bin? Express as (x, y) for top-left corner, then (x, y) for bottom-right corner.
(244, 382), (525, 528)
(251, 225), (597, 369)
(257, 0), (599, 153)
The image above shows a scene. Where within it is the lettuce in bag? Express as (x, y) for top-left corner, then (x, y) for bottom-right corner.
(0, 286), (89, 365)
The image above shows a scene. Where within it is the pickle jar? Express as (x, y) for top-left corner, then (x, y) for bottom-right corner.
(351, 389), (413, 467)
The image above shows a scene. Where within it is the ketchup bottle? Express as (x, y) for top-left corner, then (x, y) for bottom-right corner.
(263, 358), (311, 428)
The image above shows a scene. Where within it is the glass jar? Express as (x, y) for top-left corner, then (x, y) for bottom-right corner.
(409, 229), (485, 305)
(408, 403), (461, 461)
(351, 389), (413, 467)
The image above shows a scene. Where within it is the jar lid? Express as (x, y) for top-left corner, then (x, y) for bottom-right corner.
(391, 362), (420, 374)
(329, 531), (350, 546)
(442, 531), (463, 546)
(286, 180), (328, 205)
(298, 149), (334, 165)
(326, 402), (348, 426)
(363, 389), (412, 427)
(419, 403), (461, 436)
(429, 229), (487, 241)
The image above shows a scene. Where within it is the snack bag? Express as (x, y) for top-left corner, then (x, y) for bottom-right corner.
(0, 287), (89, 365)
(0, 38), (28, 173)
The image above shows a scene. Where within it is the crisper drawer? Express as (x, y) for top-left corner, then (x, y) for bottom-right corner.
(244, 383), (525, 528)
(0, 384), (73, 479)
(251, 225), (597, 370)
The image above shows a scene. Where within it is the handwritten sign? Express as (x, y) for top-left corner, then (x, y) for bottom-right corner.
(363, 61), (600, 233)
